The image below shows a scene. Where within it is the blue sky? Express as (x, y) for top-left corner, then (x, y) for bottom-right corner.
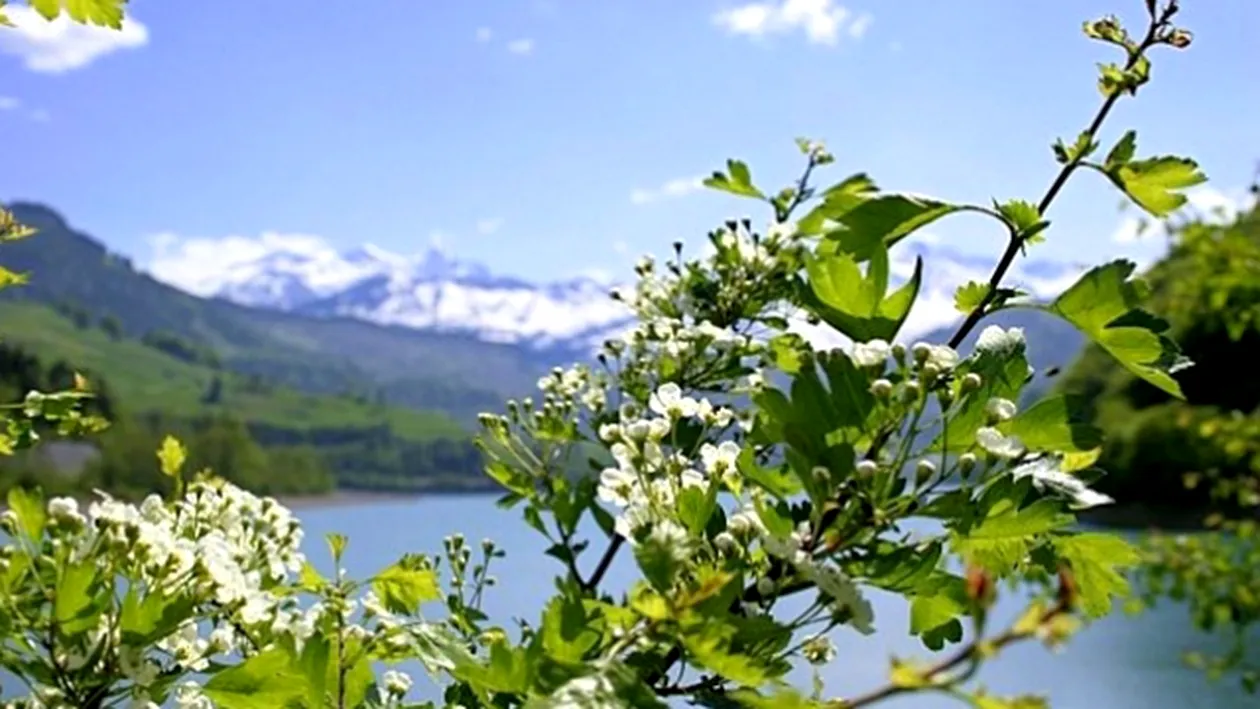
(0, 0), (1256, 286)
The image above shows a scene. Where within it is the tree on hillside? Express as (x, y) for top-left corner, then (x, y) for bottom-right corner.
(1057, 186), (1260, 511)
(1059, 177), (1260, 692)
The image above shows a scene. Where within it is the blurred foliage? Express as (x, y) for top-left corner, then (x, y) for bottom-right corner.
(1059, 176), (1260, 693)
(1057, 185), (1260, 511)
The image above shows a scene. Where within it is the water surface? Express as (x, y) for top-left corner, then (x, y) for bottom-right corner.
(299, 496), (1255, 709)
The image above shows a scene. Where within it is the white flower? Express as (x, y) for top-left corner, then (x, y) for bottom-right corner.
(699, 441), (740, 477)
(598, 466), (638, 507)
(1012, 456), (1115, 509)
(802, 634), (836, 665)
(976, 325), (1026, 356)
(985, 397), (1018, 422)
(382, 669), (413, 697)
(925, 344), (960, 371)
(649, 382), (698, 419)
(851, 339), (891, 368)
(976, 426), (1025, 459)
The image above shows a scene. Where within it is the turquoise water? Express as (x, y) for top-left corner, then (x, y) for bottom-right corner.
(296, 496), (1255, 709)
(0, 496), (1252, 707)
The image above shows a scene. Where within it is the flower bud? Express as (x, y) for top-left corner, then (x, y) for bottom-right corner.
(1056, 564), (1079, 611)
(961, 372), (983, 393)
(756, 576), (776, 597)
(903, 379), (922, 402)
(856, 459), (879, 478)
(958, 452), (978, 477)
(869, 378), (893, 399)
(911, 342), (931, 364)
(812, 466), (830, 485)
(1167, 28), (1192, 48)
(965, 565), (995, 609)
(921, 363), (940, 382)
(915, 459), (937, 486)
(985, 397), (1018, 423)
(891, 342), (907, 365)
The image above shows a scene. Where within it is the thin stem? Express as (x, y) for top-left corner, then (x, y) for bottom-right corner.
(947, 13), (1169, 350)
(838, 599), (1069, 708)
(583, 535), (623, 593)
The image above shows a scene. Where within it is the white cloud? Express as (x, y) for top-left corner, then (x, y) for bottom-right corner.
(630, 175), (705, 205)
(847, 12), (872, 39)
(1111, 185), (1253, 243)
(475, 217), (504, 235)
(146, 231), (333, 297)
(713, 0), (869, 46)
(475, 26), (494, 43)
(611, 240), (629, 255)
(0, 4), (148, 73)
(506, 38), (534, 55)
(0, 95), (51, 122)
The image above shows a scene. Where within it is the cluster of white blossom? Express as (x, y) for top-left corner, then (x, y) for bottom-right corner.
(596, 383), (737, 543)
(0, 479), (428, 709)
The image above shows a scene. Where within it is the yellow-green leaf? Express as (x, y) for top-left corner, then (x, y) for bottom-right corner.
(372, 562), (440, 614)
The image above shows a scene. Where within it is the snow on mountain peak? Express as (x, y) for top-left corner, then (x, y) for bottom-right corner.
(145, 231), (1087, 354)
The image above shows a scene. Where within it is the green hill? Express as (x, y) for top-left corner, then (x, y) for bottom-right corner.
(1056, 197), (1260, 511)
(0, 202), (559, 424)
(0, 202), (581, 496)
(0, 302), (497, 494)
(0, 300), (462, 440)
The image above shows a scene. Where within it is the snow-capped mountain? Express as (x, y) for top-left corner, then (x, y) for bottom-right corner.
(146, 236), (1092, 353)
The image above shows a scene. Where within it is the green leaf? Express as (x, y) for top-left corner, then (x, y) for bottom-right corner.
(64, 0), (126, 28)
(1053, 533), (1140, 618)
(54, 560), (99, 636)
(6, 487), (45, 540)
(633, 533), (681, 592)
(372, 562), (441, 615)
(1042, 260), (1190, 397)
(676, 484), (717, 536)
(935, 345), (1031, 452)
(30, 0), (60, 20)
(1000, 395), (1103, 454)
(731, 686), (824, 709)
(1093, 135), (1207, 217)
(452, 640), (533, 695)
(541, 594), (601, 664)
(1052, 131), (1099, 165)
(325, 532), (348, 564)
(826, 193), (962, 260)
(201, 647), (305, 709)
(951, 498), (1073, 572)
(910, 594), (966, 649)
(737, 450), (800, 499)
(803, 245), (922, 342)
(1104, 131), (1137, 170)
(297, 634), (331, 708)
(681, 622), (774, 687)
(524, 662), (666, 709)
(995, 199), (1049, 245)
(954, 281), (989, 314)
(704, 159), (766, 199)
(120, 586), (196, 646)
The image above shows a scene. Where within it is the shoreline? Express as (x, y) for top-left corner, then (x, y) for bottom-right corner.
(274, 489), (427, 511)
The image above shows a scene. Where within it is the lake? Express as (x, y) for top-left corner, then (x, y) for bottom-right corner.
(296, 496), (1255, 709)
(0, 495), (1253, 707)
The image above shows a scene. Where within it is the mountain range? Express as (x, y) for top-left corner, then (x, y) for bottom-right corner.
(1, 201), (1096, 429)
(145, 226), (1093, 357)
